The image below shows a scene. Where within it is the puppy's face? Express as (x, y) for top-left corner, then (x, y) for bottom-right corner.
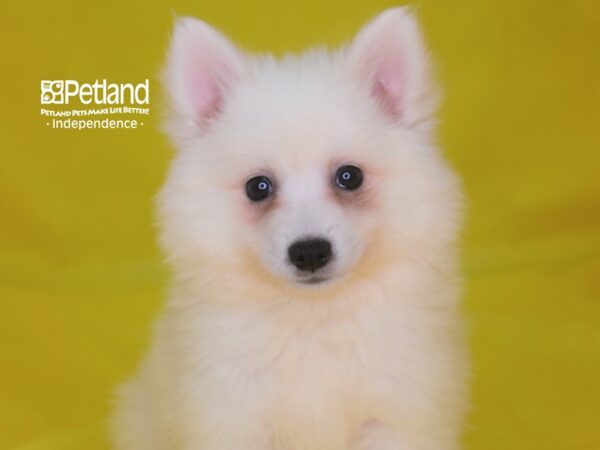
(228, 114), (384, 287)
(239, 166), (373, 286)
(159, 9), (462, 291)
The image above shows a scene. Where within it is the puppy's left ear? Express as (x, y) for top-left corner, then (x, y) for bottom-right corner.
(348, 8), (439, 130)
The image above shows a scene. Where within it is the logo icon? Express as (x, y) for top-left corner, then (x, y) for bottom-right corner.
(41, 80), (64, 104)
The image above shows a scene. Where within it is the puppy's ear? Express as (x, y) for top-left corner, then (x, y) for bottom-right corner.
(164, 17), (245, 137)
(348, 8), (439, 129)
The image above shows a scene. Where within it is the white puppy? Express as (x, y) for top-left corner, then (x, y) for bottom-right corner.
(112, 7), (468, 450)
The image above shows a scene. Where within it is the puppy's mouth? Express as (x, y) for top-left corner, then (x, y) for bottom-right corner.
(293, 273), (334, 286)
(300, 276), (330, 285)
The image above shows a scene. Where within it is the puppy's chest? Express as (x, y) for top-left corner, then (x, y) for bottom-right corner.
(201, 310), (396, 409)
(248, 320), (386, 438)
(180, 307), (417, 447)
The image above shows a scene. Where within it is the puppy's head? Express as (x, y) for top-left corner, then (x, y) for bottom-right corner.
(159, 8), (462, 292)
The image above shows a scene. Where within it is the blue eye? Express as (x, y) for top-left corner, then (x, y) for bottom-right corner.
(335, 165), (363, 191)
(246, 176), (273, 202)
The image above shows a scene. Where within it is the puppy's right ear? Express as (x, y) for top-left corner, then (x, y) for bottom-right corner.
(164, 17), (245, 137)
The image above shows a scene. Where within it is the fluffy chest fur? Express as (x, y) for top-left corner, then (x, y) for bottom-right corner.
(150, 266), (464, 450)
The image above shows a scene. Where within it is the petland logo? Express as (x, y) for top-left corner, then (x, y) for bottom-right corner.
(41, 79), (149, 105)
(40, 79), (151, 130)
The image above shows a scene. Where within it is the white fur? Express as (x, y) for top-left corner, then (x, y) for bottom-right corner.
(112, 7), (468, 450)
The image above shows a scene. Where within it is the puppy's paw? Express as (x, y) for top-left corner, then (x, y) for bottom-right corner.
(349, 420), (406, 450)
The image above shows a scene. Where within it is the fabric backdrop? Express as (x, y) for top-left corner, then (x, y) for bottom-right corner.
(1, 0), (598, 448)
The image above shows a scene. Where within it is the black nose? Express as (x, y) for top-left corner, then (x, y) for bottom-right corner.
(288, 238), (332, 272)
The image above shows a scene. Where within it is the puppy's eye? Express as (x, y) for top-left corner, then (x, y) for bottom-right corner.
(335, 165), (363, 191)
(246, 176), (273, 202)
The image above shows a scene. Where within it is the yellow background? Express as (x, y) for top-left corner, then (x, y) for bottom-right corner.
(1, 0), (599, 449)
